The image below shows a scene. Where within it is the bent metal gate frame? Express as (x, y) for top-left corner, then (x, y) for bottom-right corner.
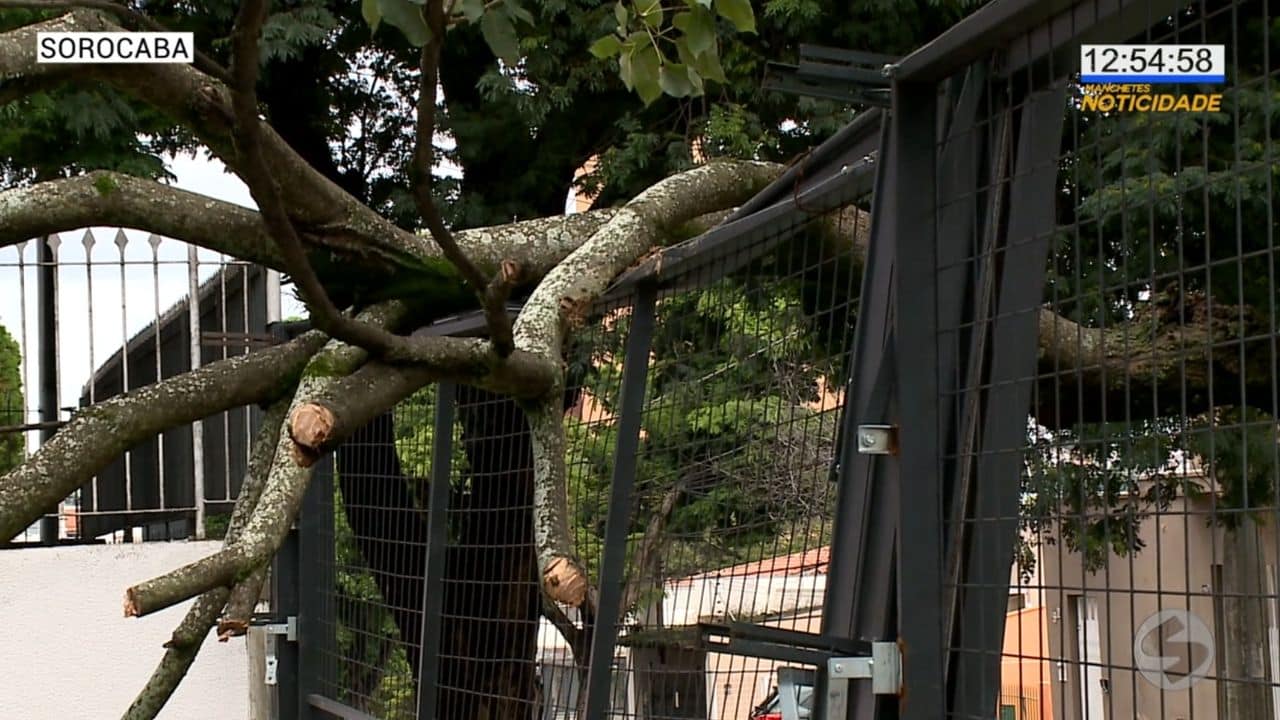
(271, 0), (1280, 717)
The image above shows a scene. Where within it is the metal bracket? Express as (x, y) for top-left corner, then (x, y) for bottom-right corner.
(253, 615), (297, 686)
(777, 666), (816, 720)
(824, 642), (902, 719)
(855, 424), (898, 455)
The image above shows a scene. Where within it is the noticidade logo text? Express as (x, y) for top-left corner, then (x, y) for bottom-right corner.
(1080, 83), (1223, 113)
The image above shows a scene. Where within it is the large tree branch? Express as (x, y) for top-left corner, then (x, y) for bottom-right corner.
(0, 172), (284, 268)
(287, 340), (557, 463)
(410, 1), (517, 356)
(0, 10), (411, 254)
(224, 0), (411, 359)
(124, 303), (408, 617)
(511, 159), (783, 605)
(0, 170), (624, 294)
(123, 400), (290, 720)
(1035, 293), (1277, 427)
(0, 330), (326, 542)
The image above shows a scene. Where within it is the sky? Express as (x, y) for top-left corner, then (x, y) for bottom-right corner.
(0, 152), (306, 445)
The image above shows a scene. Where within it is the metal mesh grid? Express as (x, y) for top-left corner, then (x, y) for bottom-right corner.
(589, 207), (865, 720)
(938, 0), (1280, 718)
(309, 192), (869, 718)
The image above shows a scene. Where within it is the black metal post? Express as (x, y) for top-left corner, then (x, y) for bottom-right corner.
(37, 235), (59, 545)
(892, 79), (944, 720)
(298, 453), (335, 717)
(416, 382), (456, 720)
(820, 113), (899, 719)
(273, 521), (302, 720)
(947, 83), (1067, 720)
(582, 285), (657, 719)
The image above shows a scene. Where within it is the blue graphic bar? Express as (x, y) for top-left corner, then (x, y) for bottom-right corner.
(1081, 73), (1225, 84)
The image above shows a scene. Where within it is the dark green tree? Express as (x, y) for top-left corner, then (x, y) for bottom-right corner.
(0, 323), (22, 475)
(1019, 3), (1280, 717)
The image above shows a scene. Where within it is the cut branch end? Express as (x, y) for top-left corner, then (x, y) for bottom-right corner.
(289, 403), (336, 454)
(543, 555), (589, 607)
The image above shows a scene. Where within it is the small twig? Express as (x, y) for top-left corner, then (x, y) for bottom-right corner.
(216, 566), (266, 640)
(0, 0), (232, 83)
(224, 0), (410, 356)
(413, 1), (517, 356)
(542, 593), (587, 664)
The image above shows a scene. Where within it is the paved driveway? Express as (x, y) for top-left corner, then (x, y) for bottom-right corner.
(0, 541), (249, 719)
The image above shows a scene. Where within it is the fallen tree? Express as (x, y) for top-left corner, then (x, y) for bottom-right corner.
(2, 1), (1274, 717)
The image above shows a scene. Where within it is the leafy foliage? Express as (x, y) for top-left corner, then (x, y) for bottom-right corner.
(564, 275), (841, 611)
(1020, 2), (1280, 575)
(0, 324), (23, 476)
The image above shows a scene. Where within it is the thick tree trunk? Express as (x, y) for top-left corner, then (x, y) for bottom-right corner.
(438, 386), (542, 720)
(1221, 516), (1274, 719)
(335, 391), (547, 720)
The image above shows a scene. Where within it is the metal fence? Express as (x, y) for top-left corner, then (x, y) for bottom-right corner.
(268, 0), (1280, 717)
(0, 229), (281, 544)
(276, 138), (876, 718)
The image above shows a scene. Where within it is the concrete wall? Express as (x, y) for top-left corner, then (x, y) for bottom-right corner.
(0, 541), (249, 719)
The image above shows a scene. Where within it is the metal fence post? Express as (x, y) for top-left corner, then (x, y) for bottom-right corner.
(271, 519), (303, 719)
(188, 244), (207, 539)
(298, 453), (335, 715)
(582, 285), (657, 720)
(892, 79), (944, 720)
(416, 382), (456, 720)
(37, 235), (60, 545)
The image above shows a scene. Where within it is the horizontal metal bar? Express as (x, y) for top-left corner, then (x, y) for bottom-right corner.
(799, 44), (900, 67)
(0, 420), (66, 434)
(606, 154), (877, 297)
(704, 621), (872, 656)
(793, 61), (891, 86)
(708, 637), (832, 666)
(307, 694), (382, 720)
(894, 0), (1077, 81)
(763, 65), (893, 106)
(725, 108), (883, 224)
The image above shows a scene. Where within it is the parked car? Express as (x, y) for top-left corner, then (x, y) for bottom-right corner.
(749, 684), (814, 720)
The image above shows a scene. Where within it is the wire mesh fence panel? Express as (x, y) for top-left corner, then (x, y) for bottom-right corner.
(597, 210), (864, 720)
(934, 0), (1280, 718)
(0, 229), (280, 544)
(305, 182), (870, 719)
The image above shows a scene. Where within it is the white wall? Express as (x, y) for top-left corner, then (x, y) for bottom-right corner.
(0, 541), (249, 719)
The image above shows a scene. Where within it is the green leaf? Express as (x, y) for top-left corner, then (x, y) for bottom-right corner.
(480, 10), (520, 63)
(672, 7), (715, 57)
(636, 0), (662, 28)
(619, 47), (635, 89)
(659, 62), (695, 97)
(714, 0), (755, 33)
(631, 43), (663, 105)
(458, 0), (484, 22)
(686, 64), (705, 95)
(361, 0), (381, 31)
(614, 1), (628, 28)
(590, 34), (623, 58)
(503, 0), (536, 25)
(676, 35), (726, 83)
(691, 43), (726, 82)
(617, 32), (646, 89)
(377, 0), (431, 46)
